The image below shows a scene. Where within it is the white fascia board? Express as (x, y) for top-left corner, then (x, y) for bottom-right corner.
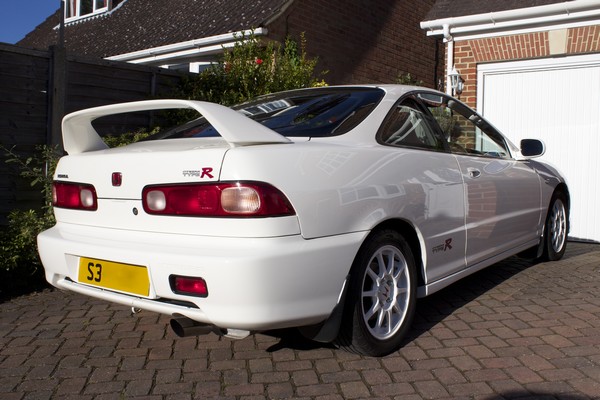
(420, 1), (600, 41)
(118, 42), (235, 65)
(105, 27), (267, 63)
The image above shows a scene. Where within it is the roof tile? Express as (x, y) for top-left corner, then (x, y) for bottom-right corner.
(18, 0), (291, 58)
(424, 0), (575, 21)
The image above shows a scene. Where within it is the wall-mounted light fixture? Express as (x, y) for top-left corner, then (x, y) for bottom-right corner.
(448, 66), (464, 96)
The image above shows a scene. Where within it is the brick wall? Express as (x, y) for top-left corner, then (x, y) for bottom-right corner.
(451, 25), (600, 107)
(267, 0), (442, 86)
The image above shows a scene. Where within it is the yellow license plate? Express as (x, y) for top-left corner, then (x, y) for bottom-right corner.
(78, 257), (150, 296)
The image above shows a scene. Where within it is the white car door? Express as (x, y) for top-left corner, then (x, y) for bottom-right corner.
(454, 155), (542, 266)
(421, 93), (542, 267)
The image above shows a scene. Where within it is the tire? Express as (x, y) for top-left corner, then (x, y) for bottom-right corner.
(541, 192), (568, 261)
(338, 230), (417, 356)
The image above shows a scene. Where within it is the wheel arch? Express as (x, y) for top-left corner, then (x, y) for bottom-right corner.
(553, 183), (570, 210)
(360, 218), (426, 288)
(548, 182), (571, 234)
(301, 218), (425, 345)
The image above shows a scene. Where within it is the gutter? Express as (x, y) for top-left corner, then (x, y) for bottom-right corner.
(105, 27), (268, 65)
(420, 0), (600, 39)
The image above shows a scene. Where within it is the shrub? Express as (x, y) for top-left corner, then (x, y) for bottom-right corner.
(0, 145), (60, 299)
(396, 72), (424, 86)
(169, 31), (325, 124)
(102, 128), (157, 148)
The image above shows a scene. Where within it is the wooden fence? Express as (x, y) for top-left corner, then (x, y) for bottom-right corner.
(0, 43), (189, 224)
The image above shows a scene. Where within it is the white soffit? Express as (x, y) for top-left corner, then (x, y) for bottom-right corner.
(420, 1), (600, 41)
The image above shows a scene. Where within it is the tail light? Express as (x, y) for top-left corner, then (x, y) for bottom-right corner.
(52, 181), (98, 211)
(142, 182), (295, 217)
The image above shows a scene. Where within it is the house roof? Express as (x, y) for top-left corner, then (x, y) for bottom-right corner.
(423, 0), (575, 21)
(18, 0), (292, 58)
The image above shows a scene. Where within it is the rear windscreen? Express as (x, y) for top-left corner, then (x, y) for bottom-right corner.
(146, 87), (384, 140)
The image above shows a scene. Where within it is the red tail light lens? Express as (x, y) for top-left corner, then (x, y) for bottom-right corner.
(142, 182), (295, 217)
(52, 182), (98, 211)
(170, 275), (208, 297)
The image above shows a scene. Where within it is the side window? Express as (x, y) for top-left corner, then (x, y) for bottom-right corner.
(423, 95), (510, 159)
(379, 100), (444, 151)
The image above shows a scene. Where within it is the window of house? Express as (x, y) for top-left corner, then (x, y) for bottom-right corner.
(65, 0), (109, 20)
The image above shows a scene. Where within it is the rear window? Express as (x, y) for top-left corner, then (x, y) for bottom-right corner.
(147, 87), (384, 140)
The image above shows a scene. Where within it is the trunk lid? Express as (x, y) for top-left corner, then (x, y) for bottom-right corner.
(55, 138), (228, 200)
(52, 99), (298, 237)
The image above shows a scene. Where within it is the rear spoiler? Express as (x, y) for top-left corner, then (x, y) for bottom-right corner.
(62, 99), (291, 154)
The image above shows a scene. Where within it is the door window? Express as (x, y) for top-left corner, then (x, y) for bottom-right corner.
(419, 93), (511, 159)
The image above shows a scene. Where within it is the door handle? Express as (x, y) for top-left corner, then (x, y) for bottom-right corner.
(468, 168), (481, 178)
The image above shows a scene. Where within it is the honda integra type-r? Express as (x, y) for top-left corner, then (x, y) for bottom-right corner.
(38, 85), (569, 356)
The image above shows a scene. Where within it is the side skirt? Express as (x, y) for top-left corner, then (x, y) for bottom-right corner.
(417, 239), (539, 298)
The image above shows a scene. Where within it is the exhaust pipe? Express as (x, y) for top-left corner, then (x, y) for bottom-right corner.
(170, 318), (215, 337)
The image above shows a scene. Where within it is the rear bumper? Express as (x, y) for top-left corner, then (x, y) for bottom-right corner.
(38, 222), (366, 331)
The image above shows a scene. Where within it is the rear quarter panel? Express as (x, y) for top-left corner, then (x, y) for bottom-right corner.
(220, 140), (466, 254)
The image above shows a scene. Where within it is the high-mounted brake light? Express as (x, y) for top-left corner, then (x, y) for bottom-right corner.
(52, 181), (98, 211)
(142, 182), (295, 217)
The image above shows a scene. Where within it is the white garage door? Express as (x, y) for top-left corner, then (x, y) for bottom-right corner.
(477, 54), (600, 242)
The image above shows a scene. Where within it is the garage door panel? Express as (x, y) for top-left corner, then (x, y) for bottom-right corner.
(478, 55), (600, 242)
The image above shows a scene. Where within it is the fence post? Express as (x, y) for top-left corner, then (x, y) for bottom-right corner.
(47, 45), (66, 150)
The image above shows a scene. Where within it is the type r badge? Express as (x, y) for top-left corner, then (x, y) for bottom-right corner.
(182, 167), (214, 179)
(432, 238), (453, 253)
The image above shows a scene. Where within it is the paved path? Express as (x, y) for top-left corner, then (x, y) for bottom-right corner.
(1, 243), (599, 399)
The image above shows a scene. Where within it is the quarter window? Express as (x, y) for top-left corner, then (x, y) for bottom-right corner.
(379, 100), (444, 151)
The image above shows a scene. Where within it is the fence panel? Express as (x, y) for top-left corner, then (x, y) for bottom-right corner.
(0, 44), (189, 224)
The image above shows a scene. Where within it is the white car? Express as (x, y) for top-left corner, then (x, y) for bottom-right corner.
(38, 85), (569, 356)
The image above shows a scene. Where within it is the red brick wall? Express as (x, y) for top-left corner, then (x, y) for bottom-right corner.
(451, 25), (600, 107)
(568, 25), (600, 53)
(266, 0), (441, 86)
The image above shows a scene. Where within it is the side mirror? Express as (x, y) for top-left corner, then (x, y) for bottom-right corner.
(520, 139), (545, 158)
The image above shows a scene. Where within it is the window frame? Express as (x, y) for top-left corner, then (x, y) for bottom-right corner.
(64, 0), (109, 22)
(415, 91), (514, 160)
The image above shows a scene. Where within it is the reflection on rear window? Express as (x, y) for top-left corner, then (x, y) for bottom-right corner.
(147, 87), (384, 140)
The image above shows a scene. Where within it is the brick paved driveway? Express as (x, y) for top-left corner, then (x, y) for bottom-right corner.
(1, 242), (599, 400)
